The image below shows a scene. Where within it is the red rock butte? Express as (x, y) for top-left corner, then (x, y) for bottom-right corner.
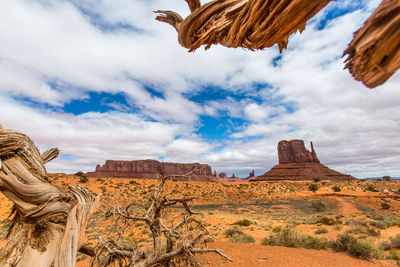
(86, 159), (218, 181)
(250, 140), (355, 181)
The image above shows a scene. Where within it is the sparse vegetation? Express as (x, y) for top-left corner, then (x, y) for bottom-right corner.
(308, 183), (319, 192)
(315, 228), (328, 234)
(332, 185), (342, 192)
(366, 185), (379, 192)
(331, 234), (381, 260)
(232, 219), (253, 227)
(75, 171), (89, 183)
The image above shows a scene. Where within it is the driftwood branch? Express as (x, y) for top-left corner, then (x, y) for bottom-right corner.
(343, 0), (400, 88)
(0, 126), (101, 267)
(155, 0), (332, 52)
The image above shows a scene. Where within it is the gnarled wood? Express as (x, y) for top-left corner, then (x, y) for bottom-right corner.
(0, 127), (101, 267)
(155, 0), (332, 52)
(343, 0), (400, 88)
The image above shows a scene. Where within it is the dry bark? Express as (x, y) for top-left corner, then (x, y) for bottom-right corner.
(155, 0), (332, 52)
(0, 125), (101, 267)
(343, 0), (400, 88)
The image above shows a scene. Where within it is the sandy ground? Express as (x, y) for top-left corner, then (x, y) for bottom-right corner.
(1, 175), (400, 266)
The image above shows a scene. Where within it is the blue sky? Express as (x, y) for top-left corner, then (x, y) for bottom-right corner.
(0, 0), (399, 178)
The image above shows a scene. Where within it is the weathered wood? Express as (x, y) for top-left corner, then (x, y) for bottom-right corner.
(155, 0), (332, 52)
(344, 0), (400, 88)
(0, 127), (101, 267)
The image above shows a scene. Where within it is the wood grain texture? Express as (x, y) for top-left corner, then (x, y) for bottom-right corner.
(0, 127), (100, 267)
(155, 0), (332, 52)
(344, 0), (400, 88)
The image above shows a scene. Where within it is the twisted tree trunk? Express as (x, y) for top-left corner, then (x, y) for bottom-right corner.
(0, 125), (100, 267)
(343, 0), (400, 88)
(155, 0), (332, 52)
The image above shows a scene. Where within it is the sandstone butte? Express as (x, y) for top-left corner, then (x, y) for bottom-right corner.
(250, 140), (356, 181)
(86, 159), (220, 182)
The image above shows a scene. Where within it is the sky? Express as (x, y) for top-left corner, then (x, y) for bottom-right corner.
(0, 0), (399, 178)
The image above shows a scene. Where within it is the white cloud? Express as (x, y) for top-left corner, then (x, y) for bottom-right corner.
(0, 0), (398, 178)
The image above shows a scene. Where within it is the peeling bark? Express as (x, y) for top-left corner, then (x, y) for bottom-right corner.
(344, 0), (400, 88)
(0, 126), (101, 267)
(155, 0), (332, 52)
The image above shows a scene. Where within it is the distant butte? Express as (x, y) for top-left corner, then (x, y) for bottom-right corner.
(86, 159), (219, 182)
(250, 140), (355, 181)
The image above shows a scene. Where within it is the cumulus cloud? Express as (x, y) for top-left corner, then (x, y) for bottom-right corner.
(0, 0), (398, 178)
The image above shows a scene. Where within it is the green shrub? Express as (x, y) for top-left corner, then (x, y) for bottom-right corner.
(224, 228), (243, 237)
(272, 226), (282, 233)
(225, 228), (254, 243)
(390, 234), (400, 249)
(261, 227), (329, 250)
(331, 234), (378, 260)
(315, 228), (328, 234)
(308, 184), (319, 192)
(313, 177), (321, 182)
(365, 185), (379, 192)
(382, 176), (391, 181)
(381, 203), (391, 210)
(332, 185), (342, 192)
(317, 216), (342, 226)
(389, 249), (400, 261)
(232, 219), (253, 227)
(75, 171), (88, 183)
(229, 232), (255, 243)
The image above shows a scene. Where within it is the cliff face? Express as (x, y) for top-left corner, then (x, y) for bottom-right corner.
(278, 140), (320, 164)
(86, 159), (216, 181)
(251, 140), (355, 181)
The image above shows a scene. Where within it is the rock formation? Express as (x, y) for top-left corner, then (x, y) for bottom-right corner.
(247, 170), (255, 178)
(251, 140), (355, 181)
(86, 159), (217, 181)
(343, 0), (400, 88)
(278, 140), (320, 164)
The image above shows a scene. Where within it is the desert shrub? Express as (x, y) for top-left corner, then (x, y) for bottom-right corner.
(390, 235), (400, 249)
(366, 185), (379, 192)
(272, 226), (282, 233)
(332, 185), (342, 192)
(232, 219), (253, 227)
(224, 228), (243, 237)
(333, 225), (343, 231)
(379, 240), (392, 251)
(225, 228), (254, 243)
(381, 203), (391, 210)
(313, 177), (321, 182)
(75, 171), (88, 183)
(315, 228), (328, 234)
(331, 234), (378, 260)
(261, 227), (329, 250)
(370, 217), (400, 229)
(389, 249), (400, 261)
(382, 176), (391, 181)
(308, 184), (318, 192)
(317, 216), (342, 226)
(229, 232), (255, 243)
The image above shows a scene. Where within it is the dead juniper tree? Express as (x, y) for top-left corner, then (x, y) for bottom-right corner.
(0, 125), (100, 267)
(91, 172), (232, 267)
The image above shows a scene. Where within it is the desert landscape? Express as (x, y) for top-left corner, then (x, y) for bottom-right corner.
(1, 174), (399, 266)
(0, 0), (399, 266)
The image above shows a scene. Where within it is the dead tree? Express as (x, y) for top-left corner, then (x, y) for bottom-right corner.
(0, 125), (101, 267)
(155, 0), (332, 52)
(343, 0), (400, 88)
(91, 172), (232, 267)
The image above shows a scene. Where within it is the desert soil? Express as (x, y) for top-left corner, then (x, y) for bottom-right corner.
(1, 175), (400, 267)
